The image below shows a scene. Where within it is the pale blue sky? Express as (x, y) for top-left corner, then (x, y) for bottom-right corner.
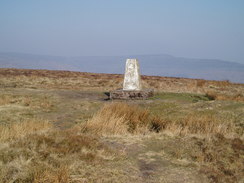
(0, 0), (244, 63)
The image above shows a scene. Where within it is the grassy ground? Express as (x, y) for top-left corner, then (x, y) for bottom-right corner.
(0, 68), (243, 183)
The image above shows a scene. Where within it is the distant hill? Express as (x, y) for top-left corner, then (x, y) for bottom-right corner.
(0, 52), (243, 83)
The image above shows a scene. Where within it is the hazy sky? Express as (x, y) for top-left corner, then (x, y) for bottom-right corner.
(0, 0), (244, 63)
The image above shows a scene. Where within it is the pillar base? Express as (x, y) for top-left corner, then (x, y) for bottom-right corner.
(110, 89), (154, 100)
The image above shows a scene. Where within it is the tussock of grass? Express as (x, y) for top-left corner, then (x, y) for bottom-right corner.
(33, 166), (70, 183)
(0, 119), (51, 142)
(83, 102), (236, 137)
(153, 112), (235, 136)
(82, 102), (151, 135)
(179, 113), (234, 135)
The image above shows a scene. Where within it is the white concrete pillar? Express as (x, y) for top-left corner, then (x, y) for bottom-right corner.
(123, 59), (141, 91)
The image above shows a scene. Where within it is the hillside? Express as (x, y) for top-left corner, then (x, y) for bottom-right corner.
(1, 52), (244, 83)
(0, 68), (243, 101)
(0, 68), (243, 183)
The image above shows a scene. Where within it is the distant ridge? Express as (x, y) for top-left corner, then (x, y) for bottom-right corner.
(0, 52), (243, 83)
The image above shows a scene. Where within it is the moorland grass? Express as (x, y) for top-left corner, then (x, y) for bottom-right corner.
(0, 68), (243, 183)
(0, 128), (117, 183)
(0, 119), (51, 142)
(82, 102), (238, 137)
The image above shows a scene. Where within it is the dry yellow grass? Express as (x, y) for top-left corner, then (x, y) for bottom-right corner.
(82, 102), (237, 137)
(0, 95), (13, 105)
(0, 119), (51, 142)
(160, 134), (244, 183)
(0, 128), (124, 183)
(179, 113), (234, 135)
(82, 102), (151, 135)
(33, 166), (70, 183)
(155, 113), (235, 136)
(206, 91), (244, 102)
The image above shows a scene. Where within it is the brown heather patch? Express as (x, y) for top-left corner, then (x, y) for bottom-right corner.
(196, 79), (207, 87)
(215, 80), (231, 87)
(206, 91), (244, 102)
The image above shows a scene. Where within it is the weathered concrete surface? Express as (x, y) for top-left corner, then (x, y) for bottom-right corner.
(110, 59), (153, 99)
(123, 59), (141, 91)
(110, 89), (154, 100)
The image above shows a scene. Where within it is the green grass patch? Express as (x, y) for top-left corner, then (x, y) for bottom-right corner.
(221, 102), (244, 111)
(147, 102), (180, 117)
(150, 92), (212, 103)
